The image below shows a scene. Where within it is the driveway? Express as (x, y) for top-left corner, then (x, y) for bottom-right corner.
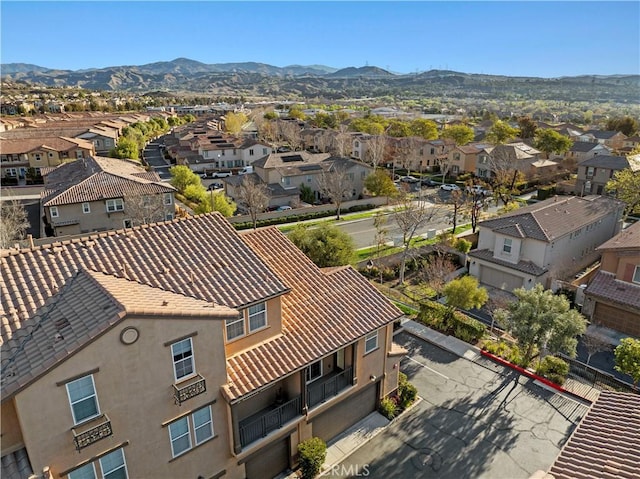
(328, 332), (588, 479)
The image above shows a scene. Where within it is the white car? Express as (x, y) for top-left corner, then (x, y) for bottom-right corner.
(466, 184), (492, 196)
(440, 183), (461, 191)
(210, 171), (233, 178)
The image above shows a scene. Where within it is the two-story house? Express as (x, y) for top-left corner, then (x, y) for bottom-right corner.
(0, 213), (403, 479)
(581, 222), (640, 337)
(580, 130), (627, 151)
(562, 141), (612, 165)
(445, 143), (488, 177)
(41, 156), (176, 237)
(476, 142), (542, 179)
(575, 155), (640, 196)
(468, 195), (624, 291)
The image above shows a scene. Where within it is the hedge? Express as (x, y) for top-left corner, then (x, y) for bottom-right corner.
(233, 204), (377, 230)
(418, 300), (485, 343)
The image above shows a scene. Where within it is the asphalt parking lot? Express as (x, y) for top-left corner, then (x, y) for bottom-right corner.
(329, 332), (589, 479)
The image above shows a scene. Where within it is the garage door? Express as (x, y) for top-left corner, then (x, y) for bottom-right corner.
(244, 436), (289, 479)
(480, 266), (523, 291)
(593, 303), (640, 337)
(312, 383), (378, 442)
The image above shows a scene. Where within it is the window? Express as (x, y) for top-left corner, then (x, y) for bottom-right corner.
(263, 148), (267, 155)
(99, 448), (128, 479)
(106, 199), (124, 212)
(50, 206), (59, 218)
(163, 193), (172, 205)
(283, 177), (291, 186)
(123, 219), (133, 229)
(586, 166), (595, 178)
(166, 213), (174, 221)
(306, 360), (322, 383)
(48, 152), (54, 158)
(82, 202), (91, 214)
(248, 302), (267, 332)
(220, 150), (225, 156)
(502, 238), (512, 254)
(34, 153), (42, 162)
(306, 175), (312, 183)
(249, 149), (254, 156)
(226, 315), (245, 341)
(633, 266), (640, 284)
(365, 331), (378, 354)
(68, 463), (96, 479)
(168, 406), (214, 458)
(171, 338), (195, 381)
(66, 375), (100, 425)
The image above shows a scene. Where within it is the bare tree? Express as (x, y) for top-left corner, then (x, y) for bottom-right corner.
(486, 146), (525, 206)
(446, 190), (468, 234)
(393, 195), (442, 284)
(314, 130), (333, 153)
(238, 175), (271, 229)
(332, 125), (352, 158)
(419, 251), (457, 297)
(582, 333), (611, 365)
(125, 193), (169, 226)
(0, 198), (30, 249)
(395, 137), (423, 175)
(317, 162), (354, 220)
(365, 134), (388, 169)
(279, 121), (304, 151)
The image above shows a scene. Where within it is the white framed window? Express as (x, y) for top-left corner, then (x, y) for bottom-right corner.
(633, 265), (640, 284)
(171, 338), (195, 382)
(586, 166), (595, 178)
(66, 375), (100, 425)
(168, 406), (214, 458)
(82, 202), (91, 214)
(502, 238), (512, 254)
(169, 416), (192, 457)
(163, 193), (172, 205)
(68, 463), (96, 479)
(99, 448), (128, 479)
(365, 331), (379, 354)
(248, 302), (267, 332)
(263, 148), (267, 155)
(226, 315), (245, 341)
(50, 206), (59, 218)
(106, 198), (124, 212)
(306, 360), (322, 384)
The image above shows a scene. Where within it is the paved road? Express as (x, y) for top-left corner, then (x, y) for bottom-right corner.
(329, 332), (588, 479)
(143, 138), (172, 180)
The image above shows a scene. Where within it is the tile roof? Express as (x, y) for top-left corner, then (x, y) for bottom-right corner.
(585, 130), (624, 140)
(41, 156), (175, 206)
(1, 213), (289, 346)
(584, 271), (640, 310)
(0, 269), (237, 398)
(224, 227), (403, 400)
(548, 391), (640, 479)
(478, 195), (623, 242)
(468, 249), (547, 276)
(260, 151), (331, 169)
(0, 448), (33, 479)
(579, 155), (639, 171)
(570, 141), (605, 153)
(597, 221), (640, 250)
(0, 137), (93, 155)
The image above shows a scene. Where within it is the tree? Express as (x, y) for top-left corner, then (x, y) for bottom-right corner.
(317, 162), (354, 220)
(195, 191), (237, 217)
(442, 275), (488, 314)
(409, 118), (438, 140)
(386, 119), (411, 137)
(332, 125), (352, 157)
(613, 337), (640, 387)
(124, 193), (169, 226)
(237, 176), (270, 229)
(110, 137), (139, 160)
(501, 284), (587, 366)
(288, 223), (355, 267)
(582, 334), (610, 366)
(605, 170), (640, 220)
(419, 250), (457, 297)
(0, 198), (30, 249)
(170, 165), (201, 193)
(279, 120), (304, 151)
(446, 190), (467, 234)
(364, 134), (388, 169)
(534, 128), (573, 158)
(605, 116), (639, 137)
(364, 170), (396, 198)
(393, 196), (442, 284)
(224, 111), (248, 135)
(517, 116), (538, 139)
(299, 184), (315, 204)
(487, 146), (526, 206)
(440, 124), (474, 146)
(314, 130), (333, 154)
(486, 120), (518, 144)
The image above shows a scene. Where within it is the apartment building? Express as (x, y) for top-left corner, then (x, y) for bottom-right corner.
(0, 213), (403, 479)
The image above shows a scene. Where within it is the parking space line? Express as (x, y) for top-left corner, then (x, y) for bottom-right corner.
(404, 356), (449, 380)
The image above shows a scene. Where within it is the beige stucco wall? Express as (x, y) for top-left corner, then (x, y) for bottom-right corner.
(12, 314), (244, 479)
(224, 297), (283, 357)
(0, 400), (24, 455)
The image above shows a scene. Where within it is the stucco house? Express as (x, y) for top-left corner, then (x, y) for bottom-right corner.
(468, 195), (624, 291)
(41, 156), (176, 237)
(0, 213), (403, 479)
(575, 155), (640, 196)
(581, 221), (640, 337)
(476, 142), (542, 179)
(563, 141), (612, 165)
(579, 130), (627, 151)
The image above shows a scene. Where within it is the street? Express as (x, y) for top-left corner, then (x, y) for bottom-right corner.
(328, 332), (588, 479)
(143, 138), (172, 180)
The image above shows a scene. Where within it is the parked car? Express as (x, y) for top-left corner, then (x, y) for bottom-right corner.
(440, 183), (461, 191)
(238, 166), (254, 175)
(276, 205), (292, 211)
(421, 178), (439, 187)
(466, 184), (492, 196)
(210, 171), (233, 178)
(207, 182), (223, 191)
(399, 175), (420, 183)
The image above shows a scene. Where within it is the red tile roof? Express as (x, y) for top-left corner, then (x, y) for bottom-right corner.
(584, 271), (640, 310)
(597, 221), (640, 251)
(549, 391), (640, 479)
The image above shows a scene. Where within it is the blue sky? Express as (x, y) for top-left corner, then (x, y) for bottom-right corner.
(2, 1), (639, 77)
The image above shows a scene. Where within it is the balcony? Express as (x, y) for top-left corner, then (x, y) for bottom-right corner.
(72, 414), (113, 452)
(173, 374), (206, 405)
(239, 395), (302, 448)
(307, 366), (354, 409)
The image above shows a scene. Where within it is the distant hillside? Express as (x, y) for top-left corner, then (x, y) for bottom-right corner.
(1, 58), (638, 104)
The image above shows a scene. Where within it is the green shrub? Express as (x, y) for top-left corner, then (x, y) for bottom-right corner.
(399, 381), (418, 409)
(298, 437), (327, 479)
(418, 300), (485, 343)
(417, 300), (448, 330)
(448, 311), (486, 343)
(536, 356), (569, 384)
(379, 397), (398, 420)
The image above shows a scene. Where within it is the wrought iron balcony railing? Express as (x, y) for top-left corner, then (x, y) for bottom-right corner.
(239, 395), (302, 448)
(72, 414), (113, 452)
(173, 374), (206, 405)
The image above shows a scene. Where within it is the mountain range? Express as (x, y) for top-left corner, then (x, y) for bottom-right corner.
(2, 58), (638, 103)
